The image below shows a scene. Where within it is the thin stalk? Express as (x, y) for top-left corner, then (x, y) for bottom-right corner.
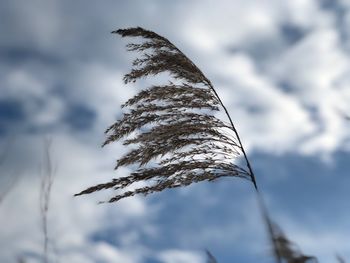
(207, 80), (258, 190)
(256, 192), (283, 263)
(207, 81), (282, 263)
(172, 51), (281, 262)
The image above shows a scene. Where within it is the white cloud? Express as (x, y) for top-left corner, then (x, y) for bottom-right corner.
(154, 0), (350, 158)
(0, 134), (154, 263)
(213, 53), (316, 154)
(284, 0), (331, 28)
(2, 0), (349, 156)
(157, 249), (204, 263)
(269, 27), (350, 155)
(92, 242), (143, 263)
(182, 0), (281, 45)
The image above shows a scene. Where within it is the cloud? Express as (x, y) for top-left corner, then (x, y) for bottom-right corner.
(1, 0), (349, 155)
(156, 249), (204, 263)
(0, 134), (155, 263)
(269, 27), (350, 155)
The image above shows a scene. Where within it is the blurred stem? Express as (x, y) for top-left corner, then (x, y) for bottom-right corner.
(40, 138), (56, 263)
(200, 77), (281, 263)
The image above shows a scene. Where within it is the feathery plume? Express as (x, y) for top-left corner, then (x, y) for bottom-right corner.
(206, 250), (218, 263)
(75, 27), (256, 203)
(336, 255), (346, 263)
(271, 223), (317, 263)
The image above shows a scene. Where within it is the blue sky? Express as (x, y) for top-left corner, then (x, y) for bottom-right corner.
(1, 0), (350, 262)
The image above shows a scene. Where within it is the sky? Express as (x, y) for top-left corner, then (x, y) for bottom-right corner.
(0, 0), (350, 262)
